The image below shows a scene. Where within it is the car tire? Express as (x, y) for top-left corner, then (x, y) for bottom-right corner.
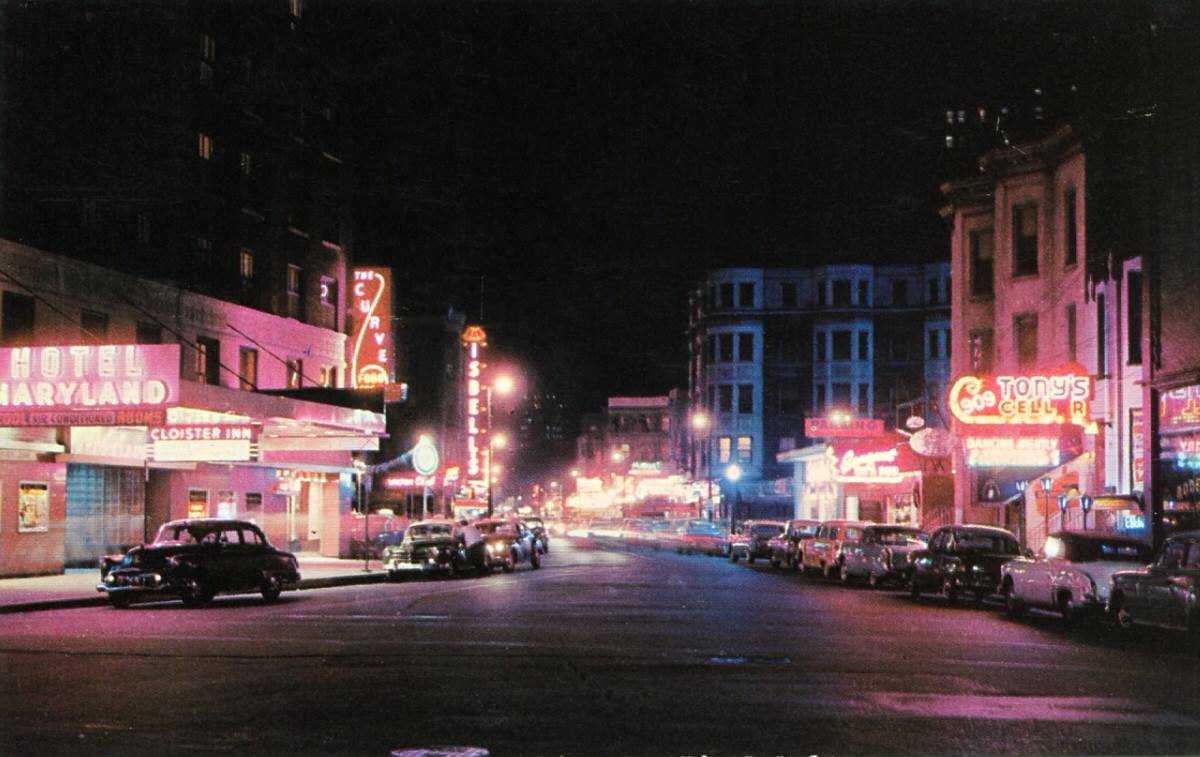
(1003, 580), (1023, 617)
(730, 552), (739, 563)
(108, 592), (132, 609)
(1056, 591), (1076, 624)
(867, 571), (881, 589)
(503, 553), (516, 573)
(530, 548), (541, 570)
(770, 555), (780, 569)
(1110, 593), (1135, 632)
(260, 573), (283, 603)
(840, 566), (853, 585)
(179, 574), (212, 608)
(941, 578), (958, 604)
(823, 562), (838, 581)
(747, 554), (756, 565)
(909, 577), (922, 600)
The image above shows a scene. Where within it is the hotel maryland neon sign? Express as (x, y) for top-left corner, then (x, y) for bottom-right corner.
(949, 368), (1095, 430)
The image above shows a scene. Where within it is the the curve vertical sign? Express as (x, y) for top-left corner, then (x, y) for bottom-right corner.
(349, 268), (393, 389)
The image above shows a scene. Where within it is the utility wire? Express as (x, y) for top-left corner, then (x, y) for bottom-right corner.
(226, 322), (324, 388)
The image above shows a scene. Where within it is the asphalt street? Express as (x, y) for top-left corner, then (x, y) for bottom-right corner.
(3, 538), (1200, 756)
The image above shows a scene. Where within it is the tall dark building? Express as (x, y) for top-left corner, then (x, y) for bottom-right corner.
(1, 0), (351, 333)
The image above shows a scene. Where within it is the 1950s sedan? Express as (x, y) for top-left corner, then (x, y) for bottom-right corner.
(840, 524), (928, 587)
(383, 519), (489, 579)
(97, 518), (300, 608)
(1109, 530), (1200, 633)
(909, 525), (1021, 603)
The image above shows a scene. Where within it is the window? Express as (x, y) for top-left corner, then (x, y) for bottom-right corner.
(891, 279), (908, 306)
(815, 332), (827, 362)
(196, 336), (220, 385)
(240, 152), (252, 176)
(289, 0), (303, 18)
(287, 359), (303, 389)
(780, 385), (800, 416)
(814, 384), (826, 412)
(80, 310), (108, 344)
(82, 200), (98, 227)
(928, 278), (939, 304)
(736, 436), (752, 463)
(1064, 189), (1078, 266)
(136, 214), (151, 243)
(198, 132), (213, 160)
(857, 332), (869, 361)
(1015, 313), (1038, 368)
(319, 276), (337, 309)
(318, 366), (336, 388)
(286, 264), (303, 319)
(239, 347), (258, 390)
(1012, 205), (1038, 276)
(718, 333), (733, 363)
(832, 280), (852, 306)
(719, 283), (733, 309)
(718, 384), (733, 413)
(136, 322), (162, 344)
(970, 228), (994, 295)
(857, 280), (868, 305)
(737, 384), (753, 415)
(1096, 293), (1107, 372)
(737, 333), (753, 362)
(738, 282), (754, 308)
(780, 282), (797, 307)
(245, 492), (263, 516)
(832, 331), (852, 360)
(705, 335), (715, 364)
(718, 436), (732, 464)
(1128, 270), (1143, 365)
(832, 383), (852, 408)
(201, 33), (216, 62)
(197, 237), (212, 266)
(857, 384), (870, 413)
(1066, 303), (1077, 362)
(240, 249), (254, 282)
(926, 327), (947, 360)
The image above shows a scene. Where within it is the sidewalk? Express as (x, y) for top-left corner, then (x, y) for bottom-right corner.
(0, 553), (388, 614)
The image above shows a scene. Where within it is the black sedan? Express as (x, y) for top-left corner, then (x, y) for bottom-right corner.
(382, 519), (488, 579)
(474, 518), (541, 572)
(97, 518), (300, 608)
(909, 525), (1022, 603)
(1109, 529), (1200, 633)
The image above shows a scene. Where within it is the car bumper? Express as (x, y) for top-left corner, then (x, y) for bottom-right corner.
(945, 574), (1001, 593)
(97, 571), (173, 596)
(385, 559), (448, 574)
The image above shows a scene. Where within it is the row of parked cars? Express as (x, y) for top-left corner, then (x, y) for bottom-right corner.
(728, 516), (1200, 635)
(97, 515), (552, 608)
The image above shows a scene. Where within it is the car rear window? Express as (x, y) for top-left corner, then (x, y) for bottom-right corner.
(956, 532), (1019, 554)
(1068, 539), (1152, 562)
(751, 524), (782, 537)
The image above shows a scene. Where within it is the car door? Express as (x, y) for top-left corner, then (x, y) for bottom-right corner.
(240, 525), (272, 584)
(1143, 539), (1185, 627)
(1167, 538), (1200, 629)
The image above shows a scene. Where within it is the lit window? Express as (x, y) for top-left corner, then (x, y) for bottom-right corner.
(239, 347), (258, 390)
(318, 366), (334, 387)
(319, 276), (337, 308)
(736, 436), (752, 463)
(197, 237), (212, 265)
(240, 249), (254, 282)
(240, 152), (252, 176)
(287, 359), (303, 389)
(718, 436), (732, 464)
(289, 0), (302, 18)
(198, 132), (213, 160)
(287, 265), (301, 294)
(201, 34), (216, 62)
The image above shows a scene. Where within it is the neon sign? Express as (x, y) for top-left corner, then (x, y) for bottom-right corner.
(805, 417), (886, 438)
(949, 370), (1093, 429)
(349, 268), (393, 388)
(463, 326), (490, 493)
(0, 345), (179, 425)
(826, 445), (905, 483)
(148, 423), (258, 462)
(964, 436), (1062, 468)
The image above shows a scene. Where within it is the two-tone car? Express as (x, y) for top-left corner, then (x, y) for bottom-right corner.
(382, 519), (488, 579)
(802, 519), (872, 579)
(474, 517), (541, 572)
(1108, 530), (1200, 634)
(767, 519), (820, 570)
(909, 525), (1021, 603)
(97, 518), (300, 608)
(678, 519), (729, 556)
(1001, 531), (1153, 622)
(729, 520), (786, 564)
(839, 524), (928, 587)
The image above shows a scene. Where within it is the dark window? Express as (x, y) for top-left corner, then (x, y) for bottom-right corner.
(1064, 189), (1078, 266)
(737, 384), (753, 414)
(738, 333), (753, 362)
(706, 335), (716, 364)
(1015, 313), (1038, 368)
(239, 347), (258, 390)
(718, 333), (734, 362)
(1, 292), (35, 346)
(719, 283), (734, 308)
(80, 310), (108, 344)
(815, 384), (826, 411)
(832, 280), (852, 306)
(780, 386), (800, 416)
(1013, 205), (1039, 276)
(196, 336), (220, 385)
(832, 383), (852, 408)
(832, 331), (852, 360)
(928, 278), (939, 304)
(286, 265), (304, 319)
(970, 229), (994, 295)
(738, 283), (754, 308)
(1097, 293), (1107, 373)
(857, 280), (868, 305)
(858, 332), (869, 360)
(245, 492), (263, 515)
(1066, 303), (1077, 362)
(891, 280), (908, 306)
(857, 384), (869, 413)
(136, 322), (162, 344)
(780, 282), (797, 307)
(718, 385), (733, 413)
(1128, 270), (1143, 365)
(815, 333), (827, 362)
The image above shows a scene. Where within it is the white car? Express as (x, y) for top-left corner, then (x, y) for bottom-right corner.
(1000, 531), (1153, 622)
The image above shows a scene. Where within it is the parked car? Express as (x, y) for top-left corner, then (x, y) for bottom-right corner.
(678, 519), (730, 556)
(382, 519), (488, 580)
(474, 517), (540, 572)
(802, 520), (872, 579)
(524, 516), (550, 553)
(730, 520), (786, 563)
(348, 528), (405, 560)
(97, 518), (300, 608)
(1108, 530), (1200, 633)
(840, 525), (928, 587)
(909, 525), (1021, 602)
(1001, 531), (1153, 621)
(767, 519), (820, 570)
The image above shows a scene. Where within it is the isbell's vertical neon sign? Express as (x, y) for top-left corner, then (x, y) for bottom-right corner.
(462, 326), (489, 495)
(349, 268), (393, 389)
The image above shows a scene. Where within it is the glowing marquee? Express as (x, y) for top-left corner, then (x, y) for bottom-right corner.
(949, 370), (1094, 429)
(825, 445), (905, 483)
(0, 344), (179, 426)
(349, 268), (393, 389)
(964, 436), (1063, 468)
(463, 326), (490, 493)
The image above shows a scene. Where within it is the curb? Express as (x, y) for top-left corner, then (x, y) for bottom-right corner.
(0, 571), (390, 614)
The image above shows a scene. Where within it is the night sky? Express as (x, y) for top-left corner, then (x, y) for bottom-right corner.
(339, 1), (1171, 418)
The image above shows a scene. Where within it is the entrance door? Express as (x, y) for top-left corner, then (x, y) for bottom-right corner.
(64, 464), (146, 567)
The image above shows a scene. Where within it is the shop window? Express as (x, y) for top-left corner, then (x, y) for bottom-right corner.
(217, 490), (236, 519)
(187, 488), (209, 518)
(245, 492), (263, 516)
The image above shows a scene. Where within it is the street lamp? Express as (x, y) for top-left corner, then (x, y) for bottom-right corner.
(1014, 479), (1029, 548)
(353, 459), (369, 572)
(1039, 477), (1053, 548)
(691, 411), (712, 519)
(1081, 495), (1094, 530)
(1057, 493), (1068, 532)
(725, 463), (742, 534)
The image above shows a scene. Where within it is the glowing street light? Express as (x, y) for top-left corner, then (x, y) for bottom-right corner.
(492, 433), (508, 450)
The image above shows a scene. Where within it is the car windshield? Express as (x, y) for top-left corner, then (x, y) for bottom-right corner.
(153, 525), (204, 545)
(1058, 538), (1153, 562)
(688, 522), (723, 535)
(475, 521), (516, 536)
(525, 519), (544, 528)
(957, 532), (1019, 554)
(874, 529), (926, 546)
(751, 524), (783, 537)
(406, 524), (452, 539)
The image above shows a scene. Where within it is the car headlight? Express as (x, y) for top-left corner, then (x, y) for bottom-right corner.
(972, 564), (986, 573)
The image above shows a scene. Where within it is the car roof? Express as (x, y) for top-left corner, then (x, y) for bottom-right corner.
(950, 524), (1018, 536)
(820, 520), (872, 526)
(163, 518), (259, 529)
(1050, 530), (1146, 544)
(1165, 529), (1200, 540)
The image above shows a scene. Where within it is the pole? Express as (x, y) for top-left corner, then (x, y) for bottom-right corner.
(361, 473), (369, 572)
(486, 385), (494, 517)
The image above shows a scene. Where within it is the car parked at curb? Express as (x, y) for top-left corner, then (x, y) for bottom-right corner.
(474, 517), (541, 572)
(678, 519), (729, 556)
(524, 516), (550, 554)
(97, 518), (300, 608)
(768, 519), (820, 569)
(1108, 530), (1200, 633)
(1001, 531), (1152, 622)
(802, 519), (872, 579)
(730, 520), (786, 563)
(840, 525), (928, 587)
(909, 525), (1021, 603)
(383, 519), (489, 579)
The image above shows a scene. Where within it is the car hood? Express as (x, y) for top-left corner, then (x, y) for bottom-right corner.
(960, 551), (1019, 572)
(401, 537), (454, 550)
